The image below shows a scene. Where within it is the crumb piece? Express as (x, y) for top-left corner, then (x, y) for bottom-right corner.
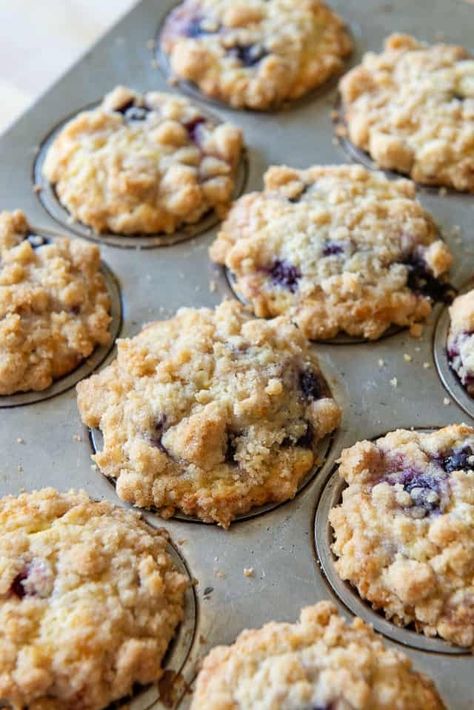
(438, 187), (448, 196)
(209, 279), (217, 293)
(72, 433), (82, 442)
(33, 184), (42, 193)
(423, 362), (431, 369)
(403, 353), (412, 362)
(16, 437), (24, 444)
(214, 569), (225, 579)
(410, 323), (423, 338)
(243, 567), (255, 578)
(390, 377), (398, 388)
(414, 346), (421, 352)
(443, 397), (451, 406)
(378, 359), (385, 367)
(91, 464), (97, 471)
(146, 39), (155, 50)
(335, 124), (348, 137)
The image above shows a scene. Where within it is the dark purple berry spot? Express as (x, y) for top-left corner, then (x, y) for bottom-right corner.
(184, 17), (219, 38)
(322, 241), (345, 257)
(288, 184), (310, 204)
(441, 446), (474, 473)
(69, 305), (81, 316)
(184, 116), (206, 143)
(296, 421), (314, 448)
(402, 473), (442, 516)
(26, 234), (49, 249)
(225, 432), (238, 464)
(10, 569), (29, 599)
(115, 100), (151, 122)
(268, 259), (301, 292)
(228, 44), (268, 67)
(299, 369), (322, 400)
(403, 256), (455, 304)
(149, 415), (169, 455)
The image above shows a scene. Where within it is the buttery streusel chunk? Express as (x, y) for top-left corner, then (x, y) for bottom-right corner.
(0, 210), (111, 395)
(76, 301), (340, 527)
(210, 165), (453, 340)
(0, 488), (188, 710)
(161, 0), (352, 110)
(191, 601), (445, 709)
(42, 86), (243, 235)
(340, 34), (474, 192)
(329, 425), (474, 648)
(447, 289), (474, 396)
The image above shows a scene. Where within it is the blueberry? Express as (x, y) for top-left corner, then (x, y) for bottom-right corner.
(441, 445), (474, 473)
(288, 184), (310, 204)
(10, 568), (29, 599)
(228, 44), (268, 67)
(184, 16), (219, 38)
(25, 234), (49, 249)
(149, 415), (169, 455)
(299, 369), (322, 400)
(184, 116), (206, 143)
(268, 259), (301, 292)
(225, 432), (238, 464)
(403, 256), (455, 303)
(402, 471), (443, 516)
(322, 242), (344, 257)
(116, 100), (151, 122)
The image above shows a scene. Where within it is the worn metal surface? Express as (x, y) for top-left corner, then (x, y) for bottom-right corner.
(0, 0), (473, 707)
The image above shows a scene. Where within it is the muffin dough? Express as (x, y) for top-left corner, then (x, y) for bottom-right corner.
(447, 289), (474, 396)
(0, 210), (111, 395)
(77, 301), (340, 527)
(43, 86), (243, 234)
(161, 0), (352, 110)
(210, 165), (453, 340)
(0, 488), (188, 710)
(340, 34), (474, 192)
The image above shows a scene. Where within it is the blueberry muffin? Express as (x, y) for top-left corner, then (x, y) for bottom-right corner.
(0, 488), (188, 709)
(329, 425), (474, 648)
(76, 300), (340, 527)
(191, 601), (445, 709)
(340, 34), (474, 192)
(42, 86), (243, 235)
(161, 0), (352, 110)
(0, 210), (111, 395)
(210, 165), (453, 340)
(447, 289), (474, 396)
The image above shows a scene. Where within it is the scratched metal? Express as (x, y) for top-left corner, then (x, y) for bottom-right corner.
(0, 0), (473, 708)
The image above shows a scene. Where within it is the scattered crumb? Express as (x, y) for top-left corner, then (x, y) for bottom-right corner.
(16, 437), (24, 444)
(214, 569), (225, 579)
(330, 110), (338, 120)
(91, 464), (98, 471)
(243, 567), (254, 578)
(17, 465), (23, 473)
(390, 377), (398, 388)
(438, 187), (448, 196)
(33, 184), (42, 193)
(209, 279), (217, 293)
(378, 359), (385, 367)
(403, 353), (412, 363)
(335, 124), (348, 137)
(72, 433), (82, 442)
(146, 38), (155, 50)
(443, 397), (451, 406)
(331, 137), (339, 146)
(423, 362), (431, 369)
(414, 346), (421, 352)
(410, 323), (423, 338)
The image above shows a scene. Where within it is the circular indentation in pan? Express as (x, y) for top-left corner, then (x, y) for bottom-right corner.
(88, 426), (338, 525)
(314, 446), (468, 654)
(111, 536), (197, 709)
(33, 103), (248, 249)
(0, 253), (122, 409)
(433, 284), (474, 419)
(154, 12), (355, 114)
(218, 266), (403, 345)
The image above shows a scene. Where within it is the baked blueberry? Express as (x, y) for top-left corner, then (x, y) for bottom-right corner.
(268, 259), (301, 292)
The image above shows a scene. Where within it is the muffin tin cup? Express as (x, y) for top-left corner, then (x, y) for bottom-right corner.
(0, 244), (122, 408)
(433, 280), (474, 420)
(314, 429), (470, 655)
(33, 103), (249, 249)
(1, 0), (474, 707)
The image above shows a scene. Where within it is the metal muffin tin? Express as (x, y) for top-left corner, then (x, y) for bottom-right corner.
(0, 0), (472, 708)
